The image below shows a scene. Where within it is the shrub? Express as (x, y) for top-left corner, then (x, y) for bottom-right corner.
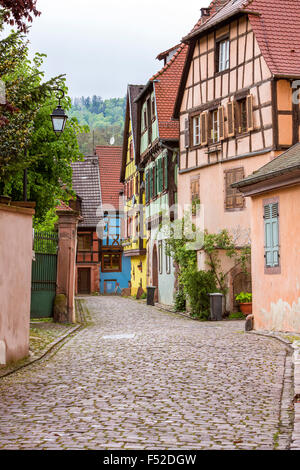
(184, 270), (217, 320)
(174, 289), (186, 312)
(235, 292), (252, 303)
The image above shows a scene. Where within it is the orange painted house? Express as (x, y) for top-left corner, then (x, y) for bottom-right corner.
(234, 143), (300, 333)
(174, 0), (300, 311)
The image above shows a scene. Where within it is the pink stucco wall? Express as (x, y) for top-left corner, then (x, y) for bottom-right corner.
(251, 186), (300, 333)
(177, 151), (278, 238)
(0, 204), (34, 364)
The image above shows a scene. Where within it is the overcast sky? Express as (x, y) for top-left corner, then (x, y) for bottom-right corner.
(21, 0), (206, 99)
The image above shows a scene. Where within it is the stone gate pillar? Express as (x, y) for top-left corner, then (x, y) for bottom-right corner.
(55, 206), (80, 323)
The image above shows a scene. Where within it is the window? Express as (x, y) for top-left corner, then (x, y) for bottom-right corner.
(158, 241), (163, 274)
(135, 174), (139, 195)
(217, 38), (230, 72)
(224, 168), (245, 210)
(264, 202), (279, 269)
(102, 252), (122, 272)
(143, 109), (147, 131)
(184, 118), (189, 148)
(193, 115), (201, 146)
(127, 216), (132, 237)
(211, 109), (219, 143)
(130, 140), (134, 160)
(77, 234), (92, 251)
(237, 98), (248, 134)
(236, 94), (254, 134)
(165, 241), (171, 274)
(151, 97), (156, 119)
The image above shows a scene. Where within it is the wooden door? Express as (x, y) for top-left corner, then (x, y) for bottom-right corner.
(78, 268), (91, 294)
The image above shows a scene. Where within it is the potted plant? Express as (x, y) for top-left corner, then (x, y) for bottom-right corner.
(235, 292), (252, 315)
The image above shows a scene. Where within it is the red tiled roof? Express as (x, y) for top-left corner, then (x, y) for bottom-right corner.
(150, 44), (188, 140)
(184, 0), (300, 77)
(71, 156), (102, 227)
(96, 145), (123, 210)
(246, 0), (300, 76)
(56, 200), (74, 212)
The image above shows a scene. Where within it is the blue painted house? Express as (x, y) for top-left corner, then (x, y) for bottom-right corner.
(96, 145), (131, 294)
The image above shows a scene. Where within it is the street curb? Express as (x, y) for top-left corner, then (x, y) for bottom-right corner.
(0, 305), (87, 380)
(248, 330), (300, 450)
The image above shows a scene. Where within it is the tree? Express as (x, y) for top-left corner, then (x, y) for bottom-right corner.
(0, 0), (41, 32)
(0, 29), (86, 222)
(0, 31), (64, 182)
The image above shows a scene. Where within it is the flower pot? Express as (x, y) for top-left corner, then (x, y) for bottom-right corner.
(239, 302), (252, 315)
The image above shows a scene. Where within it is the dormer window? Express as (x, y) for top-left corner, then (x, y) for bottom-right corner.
(217, 38), (229, 72)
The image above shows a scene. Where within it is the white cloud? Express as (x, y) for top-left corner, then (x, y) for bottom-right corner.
(23, 0), (207, 98)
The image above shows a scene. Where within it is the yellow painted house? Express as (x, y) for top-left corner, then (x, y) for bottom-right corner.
(120, 85), (147, 297)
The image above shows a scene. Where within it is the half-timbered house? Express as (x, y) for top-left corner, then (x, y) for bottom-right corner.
(135, 43), (188, 306)
(120, 85), (147, 298)
(96, 145), (131, 295)
(71, 156), (102, 295)
(174, 0), (300, 311)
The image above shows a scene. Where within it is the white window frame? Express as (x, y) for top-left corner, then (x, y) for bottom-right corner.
(212, 109), (220, 143)
(193, 115), (201, 146)
(219, 39), (230, 72)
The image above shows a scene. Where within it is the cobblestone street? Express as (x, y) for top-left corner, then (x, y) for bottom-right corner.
(0, 297), (294, 450)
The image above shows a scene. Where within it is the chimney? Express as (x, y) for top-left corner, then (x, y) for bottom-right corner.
(201, 7), (211, 17)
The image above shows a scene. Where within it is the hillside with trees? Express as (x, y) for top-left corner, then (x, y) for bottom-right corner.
(70, 96), (126, 154)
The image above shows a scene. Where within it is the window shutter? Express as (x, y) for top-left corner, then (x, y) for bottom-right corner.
(218, 106), (225, 141)
(200, 112), (208, 145)
(153, 164), (157, 197)
(264, 203), (279, 267)
(184, 118), (189, 148)
(246, 94), (254, 132)
(158, 158), (163, 193)
(225, 168), (245, 210)
(145, 171), (149, 203)
(164, 153), (168, 190)
(227, 101), (235, 137)
(149, 166), (153, 200)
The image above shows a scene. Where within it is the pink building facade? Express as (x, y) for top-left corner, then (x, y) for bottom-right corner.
(173, 0), (300, 311)
(0, 202), (34, 364)
(235, 143), (300, 333)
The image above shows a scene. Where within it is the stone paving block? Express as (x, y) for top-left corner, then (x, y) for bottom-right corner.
(0, 296), (295, 450)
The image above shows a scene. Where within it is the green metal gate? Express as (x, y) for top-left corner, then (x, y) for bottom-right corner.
(30, 231), (58, 319)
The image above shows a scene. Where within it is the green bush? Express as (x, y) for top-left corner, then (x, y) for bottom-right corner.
(184, 270), (217, 320)
(174, 289), (186, 312)
(235, 292), (252, 303)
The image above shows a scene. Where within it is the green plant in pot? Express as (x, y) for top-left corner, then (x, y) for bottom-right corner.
(235, 292), (252, 316)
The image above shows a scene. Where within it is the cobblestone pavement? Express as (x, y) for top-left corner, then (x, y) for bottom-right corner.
(0, 297), (294, 450)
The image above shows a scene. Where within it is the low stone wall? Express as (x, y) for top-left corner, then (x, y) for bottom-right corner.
(0, 203), (34, 364)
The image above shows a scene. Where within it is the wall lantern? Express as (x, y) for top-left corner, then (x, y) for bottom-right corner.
(50, 88), (68, 137)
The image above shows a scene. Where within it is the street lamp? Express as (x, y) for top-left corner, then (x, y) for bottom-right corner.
(50, 88), (68, 137)
(22, 88), (68, 201)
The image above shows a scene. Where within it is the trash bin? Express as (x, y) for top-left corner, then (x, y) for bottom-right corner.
(209, 293), (224, 321)
(147, 286), (156, 306)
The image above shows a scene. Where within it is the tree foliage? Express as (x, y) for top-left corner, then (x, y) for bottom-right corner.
(0, 0), (40, 32)
(70, 96), (126, 153)
(164, 214), (251, 317)
(0, 27), (85, 223)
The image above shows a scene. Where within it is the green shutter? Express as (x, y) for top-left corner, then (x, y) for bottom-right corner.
(158, 158), (162, 193)
(264, 203), (279, 267)
(154, 164), (157, 197)
(164, 153), (168, 190)
(149, 166), (153, 200)
(145, 170), (149, 203)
